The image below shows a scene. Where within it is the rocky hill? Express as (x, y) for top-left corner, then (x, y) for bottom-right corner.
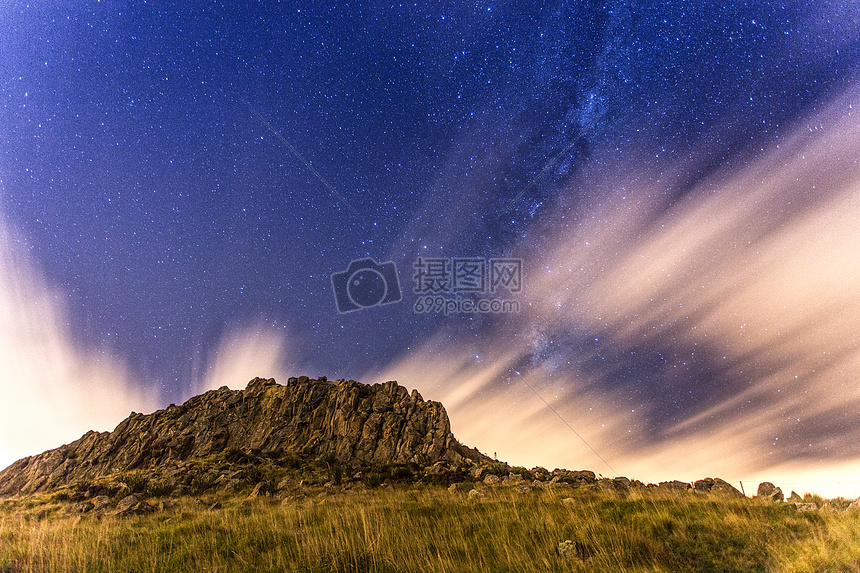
(0, 376), (489, 496)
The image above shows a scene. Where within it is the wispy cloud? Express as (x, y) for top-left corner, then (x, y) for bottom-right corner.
(0, 217), (158, 471)
(371, 87), (860, 496)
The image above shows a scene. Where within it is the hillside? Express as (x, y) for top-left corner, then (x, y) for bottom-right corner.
(0, 376), (488, 496)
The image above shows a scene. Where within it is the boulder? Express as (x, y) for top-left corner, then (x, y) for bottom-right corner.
(248, 482), (268, 499)
(693, 478), (744, 497)
(756, 482), (784, 502)
(468, 488), (486, 500)
(114, 494), (140, 515)
(658, 480), (691, 493)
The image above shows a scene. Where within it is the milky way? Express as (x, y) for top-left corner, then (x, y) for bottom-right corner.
(1, 1), (859, 495)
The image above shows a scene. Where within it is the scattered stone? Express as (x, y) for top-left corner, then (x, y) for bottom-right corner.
(794, 503), (818, 511)
(277, 477), (296, 491)
(248, 482), (268, 499)
(114, 494), (140, 515)
(468, 488), (486, 500)
(551, 470), (597, 486)
(690, 478), (745, 497)
(597, 479), (615, 490)
(558, 540), (589, 560)
(448, 482), (473, 493)
(613, 477), (631, 490)
(113, 483), (130, 499)
(483, 474), (500, 485)
(92, 495), (111, 512)
(515, 484), (531, 494)
(756, 482), (784, 502)
(531, 467), (550, 481)
(658, 481), (691, 493)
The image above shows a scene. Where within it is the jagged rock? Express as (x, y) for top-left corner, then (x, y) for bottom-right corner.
(531, 467), (550, 481)
(0, 377), (489, 496)
(504, 473), (523, 484)
(551, 470), (597, 486)
(277, 477), (297, 491)
(514, 484), (530, 494)
(693, 478), (745, 497)
(613, 477), (631, 490)
(658, 480), (691, 493)
(114, 494), (140, 515)
(248, 482), (268, 499)
(787, 491), (803, 503)
(92, 496), (111, 512)
(794, 502), (818, 511)
(113, 494), (153, 516)
(483, 474), (500, 485)
(597, 478), (615, 490)
(756, 482), (784, 502)
(66, 501), (94, 515)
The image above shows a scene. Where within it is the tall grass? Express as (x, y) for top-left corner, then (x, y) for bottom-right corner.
(1, 485), (858, 572)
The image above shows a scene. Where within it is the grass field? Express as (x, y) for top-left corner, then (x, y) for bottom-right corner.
(2, 482), (859, 573)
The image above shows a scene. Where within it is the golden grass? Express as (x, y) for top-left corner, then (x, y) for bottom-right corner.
(1, 485), (858, 572)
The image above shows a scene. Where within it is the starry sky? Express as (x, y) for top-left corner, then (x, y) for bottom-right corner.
(2, 1), (860, 495)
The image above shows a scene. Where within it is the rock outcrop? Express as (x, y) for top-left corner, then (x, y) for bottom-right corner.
(756, 482), (784, 502)
(0, 376), (487, 496)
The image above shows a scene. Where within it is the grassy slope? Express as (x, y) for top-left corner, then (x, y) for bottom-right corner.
(2, 484), (860, 573)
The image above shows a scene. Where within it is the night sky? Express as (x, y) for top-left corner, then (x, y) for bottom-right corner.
(2, 1), (860, 495)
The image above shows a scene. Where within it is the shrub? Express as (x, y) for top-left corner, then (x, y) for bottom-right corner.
(364, 472), (382, 488)
(121, 471), (148, 494)
(144, 479), (175, 498)
(190, 474), (217, 496)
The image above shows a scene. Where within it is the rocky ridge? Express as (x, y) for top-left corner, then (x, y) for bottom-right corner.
(0, 376), (486, 496)
(0, 375), (826, 520)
